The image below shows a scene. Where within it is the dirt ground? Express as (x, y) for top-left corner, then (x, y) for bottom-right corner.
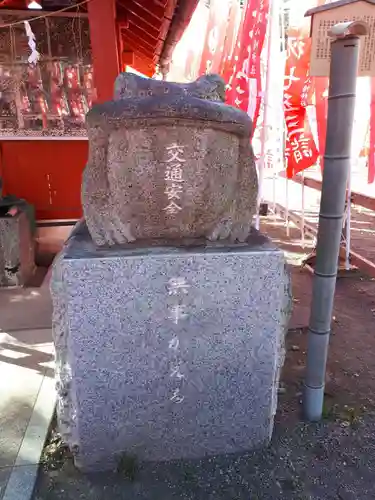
(33, 217), (375, 500)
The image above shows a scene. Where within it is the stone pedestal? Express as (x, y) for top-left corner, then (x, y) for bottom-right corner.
(0, 212), (35, 287)
(51, 222), (291, 472)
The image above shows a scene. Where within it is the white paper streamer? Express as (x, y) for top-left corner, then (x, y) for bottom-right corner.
(24, 20), (40, 65)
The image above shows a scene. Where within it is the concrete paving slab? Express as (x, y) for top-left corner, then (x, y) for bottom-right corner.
(0, 331), (55, 500)
(1, 465), (39, 500)
(0, 328), (54, 470)
(0, 266), (55, 500)
(14, 375), (55, 467)
(0, 289), (52, 332)
(0, 375), (55, 500)
(0, 468), (12, 499)
(0, 329), (54, 377)
(0, 363), (45, 469)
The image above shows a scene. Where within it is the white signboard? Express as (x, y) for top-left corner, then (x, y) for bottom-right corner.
(309, 1), (375, 76)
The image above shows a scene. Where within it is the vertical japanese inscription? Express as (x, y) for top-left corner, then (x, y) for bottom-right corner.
(283, 34), (317, 172)
(313, 13), (375, 77)
(163, 143), (185, 216)
(166, 277), (190, 404)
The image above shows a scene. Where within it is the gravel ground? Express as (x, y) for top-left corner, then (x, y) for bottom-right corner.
(34, 411), (375, 500)
(34, 219), (375, 500)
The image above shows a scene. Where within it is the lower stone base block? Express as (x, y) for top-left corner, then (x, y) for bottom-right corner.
(51, 222), (291, 471)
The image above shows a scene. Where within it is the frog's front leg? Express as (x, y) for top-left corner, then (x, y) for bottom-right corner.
(82, 124), (134, 246)
(229, 137), (258, 242)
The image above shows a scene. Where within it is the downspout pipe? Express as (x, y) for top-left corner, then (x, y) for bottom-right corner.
(159, 0), (200, 77)
(303, 21), (369, 421)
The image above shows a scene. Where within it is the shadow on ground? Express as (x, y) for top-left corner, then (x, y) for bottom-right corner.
(0, 329), (54, 379)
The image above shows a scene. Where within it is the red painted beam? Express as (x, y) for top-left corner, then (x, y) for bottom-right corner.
(88, 0), (119, 102)
(350, 192), (375, 212)
(121, 50), (155, 76)
(275, 201), (375, 278)
(157, 0), (177, 45)
(154, 38), (165, 57)
(292, 174), (375, 212)
(123, 51), (134, 65)
(125, 0), (165, 20)
(120, 0), (164, 27)
(122, 36), (155, 60)
(122, 31), (155, 56)
(126, 12), (160, 39)
(133, 57), (155, 77)
(347, 249), (375, 279)
(127, 20), (159, 47)
(164, 0), (177, 19)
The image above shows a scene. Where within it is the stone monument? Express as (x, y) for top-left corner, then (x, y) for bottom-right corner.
(51, 73), (291, 472)
(0, 192), (35, 287)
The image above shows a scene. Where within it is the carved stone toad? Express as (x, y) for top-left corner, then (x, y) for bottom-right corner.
(82, 73), (258, 246)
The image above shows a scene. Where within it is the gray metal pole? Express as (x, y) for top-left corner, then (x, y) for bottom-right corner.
(303, 25), (366, 421)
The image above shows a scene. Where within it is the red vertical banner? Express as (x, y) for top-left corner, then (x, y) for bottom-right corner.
(368, 78), (375, 184)
(247, 0), (269, 133)
(314, 77), (329, 169)
(220, 0), (241, 78)
(226, 0), (257, 113)
(284, 30), (319, 178)
(225, 0), (269, 135)
(313, 0), (329, 170)
(199, 0), (231, 76)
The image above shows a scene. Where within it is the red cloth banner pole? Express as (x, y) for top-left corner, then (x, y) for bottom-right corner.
(284, 29), (319, 178)
(220, 0), (241, 77)
(314, 77), (329, 171)
(199, 0), (231, 76)
(225, 0), (269, 136)
(368, 78), (375, 184)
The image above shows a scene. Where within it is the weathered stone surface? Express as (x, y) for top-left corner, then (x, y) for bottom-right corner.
(0, 212), (35, 287)
(114, 72), (226, 102)
(51, 221), (291, 471)
(82, 73), (258, 247)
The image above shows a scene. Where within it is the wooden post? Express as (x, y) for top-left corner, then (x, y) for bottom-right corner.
(88, 0), (119, 103)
